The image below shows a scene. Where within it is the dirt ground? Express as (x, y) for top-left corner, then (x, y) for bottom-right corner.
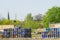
(0, 38), (60, 40)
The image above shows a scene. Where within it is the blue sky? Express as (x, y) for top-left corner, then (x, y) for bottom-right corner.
(0, 0), (60, 20)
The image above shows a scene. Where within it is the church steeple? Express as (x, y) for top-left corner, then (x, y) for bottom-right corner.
(8, 12), (10, 20)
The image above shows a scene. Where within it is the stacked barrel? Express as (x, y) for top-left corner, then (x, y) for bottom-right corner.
(42, 28), (60, 38)
(3, 29), (11, 38)
(21, 28), (31, 38)
(3, 27), (31, 38)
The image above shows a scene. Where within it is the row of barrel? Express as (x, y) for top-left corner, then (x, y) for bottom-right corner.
(42, 28), (60, 38)
(2, 27), (31, 38)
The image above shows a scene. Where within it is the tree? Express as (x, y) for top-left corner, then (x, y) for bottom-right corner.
(33, 14), (43, 21)
(23, 13), (34, 28)
(22, 13), (43, 29)
(8, 12), (10, 20)
(22, 20), (42, 29)
(12, 20), (21, 26)
(25, 13), (33, 21)
(43, 7), (60, 28)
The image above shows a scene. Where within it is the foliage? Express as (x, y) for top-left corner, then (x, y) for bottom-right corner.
(33, 14), (43, 21)
(12, 20), (21, 25)
(0, 19), (21, 26)
(0, 13), (43, 29)
(22, 20), (42, 29)
(22, 13), (43, 29)
(43, 7), (60, 28)
(25, 13), (33, 21)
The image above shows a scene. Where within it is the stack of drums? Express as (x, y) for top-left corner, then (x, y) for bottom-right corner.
(12, 27), (21, 38)
(42, 32), (48, 38)
(10, 29), (14, 38)
(21, 28), (31, 38)
(42, 28), (60, 38)
(3, 29), (10, 38)
(17, 28), (22, 38)
(13, 27), (18, 38)
(53, 28), (60, 38)
(3, 27), (31, 38)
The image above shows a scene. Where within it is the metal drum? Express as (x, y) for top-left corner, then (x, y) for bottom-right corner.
(46, 28), (51, 32)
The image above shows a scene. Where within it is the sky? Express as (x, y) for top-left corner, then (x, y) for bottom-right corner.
(0, 0), (60, 20)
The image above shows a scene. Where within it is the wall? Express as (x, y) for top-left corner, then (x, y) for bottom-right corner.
(0, 25), (14, 32)
(49, 23), (60, 28)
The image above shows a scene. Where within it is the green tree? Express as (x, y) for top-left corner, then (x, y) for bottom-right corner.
(23, 13), (34, 28)
(12, 20), (21, 26)
(33, 14), (43, 21)
(43, 7), (60, 28)
(0, 19), (21, 25)
(25, 13), (33, 21)
(22, 13), (43, 29)
(8, 12), (10, 20)
(22, 20), (42, 29)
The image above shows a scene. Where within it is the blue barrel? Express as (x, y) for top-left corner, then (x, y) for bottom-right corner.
(17, 29), (22, 34)
(58, 32), (60, 34)
(10, 29), (14, 34)
(3, 32), (10, 38)
(17, 27), (21, 29)
(3, 32), (7, 35)
(42, 32), (45, 35)
(46, 28), (51, 32)
(58, 28), (60, 32)
(52, 28), (58, 32)
(42, 34), (47, 38)
(53, 32), (59, 38)
(13, 28), (18, 32)
(21, 31), (25, 35)
(58, 32), (60, 37)
(18, 29), (21, 32)
(10, 31), (14, 34)
(18, 35), (21, 38)
(18, 32), (21, 34)
(5, 34), (10, 38)
(21, 28), (31, 38)
(13, 31), (18, 34)
(4, 29), (7, 31)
